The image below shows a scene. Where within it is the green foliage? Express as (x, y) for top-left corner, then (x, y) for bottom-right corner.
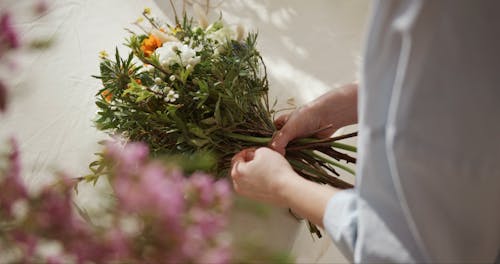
(94, 24), (274, 178)
(92, 14), (356, 187)
(92, 11), (358, 239)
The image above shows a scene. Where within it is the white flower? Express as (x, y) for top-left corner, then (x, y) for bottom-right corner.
(140, 64), (155, 73)
(207, 25), (235, 45)
(154, 77), (162, 85)
(164, 90), (179, 102)
(155, 42), (200, 67)
(151, 29), (179, 43)
(169, 75), (176, 81)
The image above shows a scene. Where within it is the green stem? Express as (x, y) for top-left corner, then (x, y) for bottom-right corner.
(301, 150), (355, 175)
(226, 133), (271, 144)
(226, 133), (357, 153)
(330, 142), (357, 153)
(288, 159), (325, 179)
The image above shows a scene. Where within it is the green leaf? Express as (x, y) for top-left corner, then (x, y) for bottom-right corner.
(187, 123), (208, 139)
(214, 96), (222, 125)
(95, 100), (108, 109)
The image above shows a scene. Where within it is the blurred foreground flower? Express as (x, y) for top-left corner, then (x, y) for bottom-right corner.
(0, 1), (51, 113)
(0, 140), (232, 264)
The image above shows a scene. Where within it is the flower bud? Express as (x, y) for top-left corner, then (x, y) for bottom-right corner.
(236, 24), (245, 41)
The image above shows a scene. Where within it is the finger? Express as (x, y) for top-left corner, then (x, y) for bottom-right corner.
(274, 114), (290, 129)
(242, 147), (256, 162)
(231, 148), (256, 168)
(230, 161), (240, 179)
(232, 179), (241, 193)
(315, 128), (336, 139)
(231, 151), (245, 167)
(270, 129), (294, 155)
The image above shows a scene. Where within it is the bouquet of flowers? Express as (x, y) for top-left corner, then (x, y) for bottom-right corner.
(93, 7), (356, 189)
(0, 139), (232, 264)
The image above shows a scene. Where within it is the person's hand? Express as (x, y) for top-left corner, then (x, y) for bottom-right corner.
(271, 83), (359, 155)
(230, 147), (301, 207)
(271, 104), (337, 155)
(230, 147), (338, 227)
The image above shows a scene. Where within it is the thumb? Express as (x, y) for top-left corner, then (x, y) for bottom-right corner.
(270, 127), (295, 155)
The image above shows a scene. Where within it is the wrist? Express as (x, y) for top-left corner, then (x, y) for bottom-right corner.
(313, 83), (358, 129)
(277, 170), (307, 208)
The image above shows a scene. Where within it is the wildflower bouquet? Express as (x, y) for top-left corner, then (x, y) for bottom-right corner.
(0, 139), (232, 263)
(94, 7), (356, 190)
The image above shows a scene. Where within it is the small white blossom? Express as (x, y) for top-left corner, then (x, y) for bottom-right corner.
(155, 42), (200, 67)
(169, 75), (176, 81)
(154, 77), (162, 85)
(164, 90), (179, 102)
(140, 64), (155, 73)
(151, 29), (179, 43)
(206, 25), (235, 45)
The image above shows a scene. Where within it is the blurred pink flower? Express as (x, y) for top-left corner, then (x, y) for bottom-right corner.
(0, 138), (28, 217)
(214, 179), (232, 211)
(190, 207), (226, 238)
(0, 80), (6, 112)
(200, 247), (232, 264)
(105, 141), (149, 175)
(34, 0), (49, 14)
(0, 140), (233, 263)
(190, 173), (216, 206)
(0, 12), (20, 50)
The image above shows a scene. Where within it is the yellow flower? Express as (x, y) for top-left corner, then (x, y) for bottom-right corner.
(99, 50), (108, 59)
(140, 34), (163, 57)
(135, 17), (144, 24)
(170, 25), (183, 35)
(143, 7), (151, 15)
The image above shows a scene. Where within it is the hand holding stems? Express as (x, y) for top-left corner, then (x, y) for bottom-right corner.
(231, 147), (338, 227)
(271, 83), (358, 155)
(231, 83), (359, 227)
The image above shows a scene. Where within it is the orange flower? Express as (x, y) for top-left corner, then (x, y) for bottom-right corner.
(140, 34), (163, 57)
(101, 89), (113, 103)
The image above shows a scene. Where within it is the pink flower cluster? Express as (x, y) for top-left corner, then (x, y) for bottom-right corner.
(0, 140), (233, 264)
(0, 0), (48, 112)
(0, 12), (18, 112)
